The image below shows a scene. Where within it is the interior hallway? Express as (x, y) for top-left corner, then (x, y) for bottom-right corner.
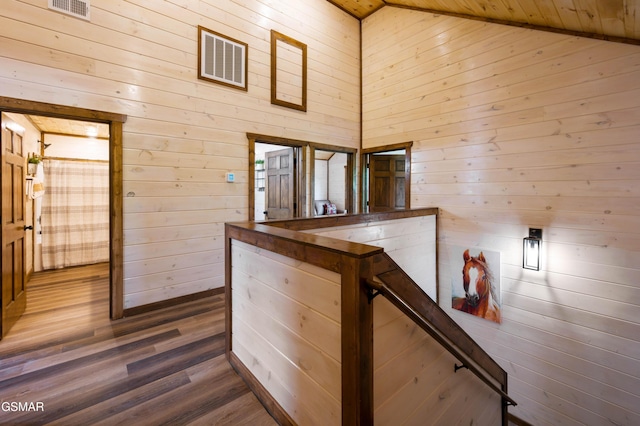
(0, 263), (276, 425)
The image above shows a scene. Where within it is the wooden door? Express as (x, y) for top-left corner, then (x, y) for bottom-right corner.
(1, 113), (27, 338)
(265, 148), (295, 219)
(369, 155), (406, 212)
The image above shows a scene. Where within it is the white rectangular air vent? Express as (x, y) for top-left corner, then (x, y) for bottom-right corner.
(198, 26), (248, 91)
(48, 0), (91, 21)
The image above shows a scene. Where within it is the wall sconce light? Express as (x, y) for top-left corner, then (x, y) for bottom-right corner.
(523, 228), (542, 271)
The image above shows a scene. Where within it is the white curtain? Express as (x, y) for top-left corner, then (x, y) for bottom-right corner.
(41, 159), (109, 269)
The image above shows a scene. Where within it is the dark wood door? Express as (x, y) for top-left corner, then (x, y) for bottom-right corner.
(369, 154), (406, 212)
(265, 148), (295, 219)
(1, 113), (27, 338)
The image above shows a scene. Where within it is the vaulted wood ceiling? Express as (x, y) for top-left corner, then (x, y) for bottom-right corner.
(327, 0), (640, 44)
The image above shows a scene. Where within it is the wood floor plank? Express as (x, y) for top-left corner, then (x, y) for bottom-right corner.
(0, 329), (181, 389)
(189, 392), (280, 426)
(0, 329), (94, 369)
(52, 371), (193, 425)
(138, 368), (250, 425)
(0, 263), (277, 425)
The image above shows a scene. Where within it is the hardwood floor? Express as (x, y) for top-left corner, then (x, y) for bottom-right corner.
(0, 263), (277, 425)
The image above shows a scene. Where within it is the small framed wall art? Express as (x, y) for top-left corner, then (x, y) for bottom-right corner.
(450, 246), (502, 324)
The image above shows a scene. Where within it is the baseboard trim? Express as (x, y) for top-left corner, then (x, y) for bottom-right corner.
(122, 287), (224, 317)
(229, 351), (295, 426)
(508, 412), (534, 426)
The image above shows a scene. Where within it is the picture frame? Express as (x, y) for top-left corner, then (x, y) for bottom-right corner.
(271, 30), (307, 111)
(449, 246), (502, 324)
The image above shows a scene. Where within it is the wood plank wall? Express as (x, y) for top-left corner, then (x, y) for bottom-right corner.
(306, 215), (437, 298)
(230, 240), (342, 425)
(373, 296), (501, 425)
(0, 0), (360, 309)
(362, 7), (640, 426)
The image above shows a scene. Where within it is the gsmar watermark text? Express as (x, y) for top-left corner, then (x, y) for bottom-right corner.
(1, 401), (45, 412)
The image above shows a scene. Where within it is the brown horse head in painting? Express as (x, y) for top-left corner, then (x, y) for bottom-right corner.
(452, 249), (501, 323)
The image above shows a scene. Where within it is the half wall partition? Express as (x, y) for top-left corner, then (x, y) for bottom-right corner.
(225, 208), (514, 425)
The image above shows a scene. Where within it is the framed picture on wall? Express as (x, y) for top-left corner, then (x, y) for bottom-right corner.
(450, 246), (502, 324)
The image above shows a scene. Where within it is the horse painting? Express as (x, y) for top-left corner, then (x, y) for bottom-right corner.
(452, 249), (501, 323)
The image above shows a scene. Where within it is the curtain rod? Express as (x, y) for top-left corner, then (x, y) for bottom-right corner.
(43, 156), (108, 164)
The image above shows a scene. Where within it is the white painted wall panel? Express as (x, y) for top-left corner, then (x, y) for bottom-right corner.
(315, 159), (328, 200)
(43, 134), (109, 160)
(328, 152), (347, 211)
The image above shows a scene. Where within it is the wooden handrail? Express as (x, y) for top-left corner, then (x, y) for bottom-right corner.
(226, 208), (515, 425)
(369, 253), (517, 408)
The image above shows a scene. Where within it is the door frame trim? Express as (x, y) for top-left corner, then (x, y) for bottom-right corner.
(361, 141), (413, 213)
(247, 133), (308, 221)
(0, 96), (127, 319)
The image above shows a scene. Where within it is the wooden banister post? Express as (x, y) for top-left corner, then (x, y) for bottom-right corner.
(341, 254), (374, 426)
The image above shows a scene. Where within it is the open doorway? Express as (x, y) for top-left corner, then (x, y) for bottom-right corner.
(0, 97), (126, 336)
(248, 133), (307, 221)
(361, 142), (412, 213)
(310, 143), (356, 216)
(256, 144), (300, 220)
(248, 133), (357, 221)
(19, 114), (110, 273)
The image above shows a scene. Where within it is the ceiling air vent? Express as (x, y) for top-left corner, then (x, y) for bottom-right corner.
(48, 0), (91, 21)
